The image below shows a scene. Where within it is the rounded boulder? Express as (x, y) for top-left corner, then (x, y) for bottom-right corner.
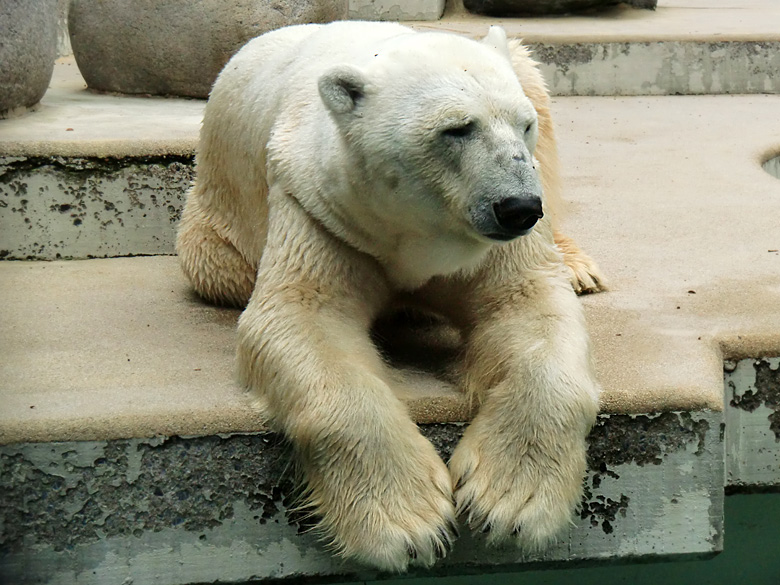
(0, 0), (58, 117)
(68, 0), (348, 98)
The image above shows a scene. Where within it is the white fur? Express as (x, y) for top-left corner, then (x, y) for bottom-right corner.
(176, 21), (601, 572)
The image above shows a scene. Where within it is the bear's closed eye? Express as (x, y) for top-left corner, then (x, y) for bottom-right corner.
(442, 121), (476, 139)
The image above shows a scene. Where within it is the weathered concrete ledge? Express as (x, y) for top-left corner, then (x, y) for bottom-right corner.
(0, 155), (192, 260)
(724, 358), (780, 491)
(350, 0), (445, 21)
(526, 40), (780, 96)
(427, 1), (780, 44)
(0, 411), (723, 585)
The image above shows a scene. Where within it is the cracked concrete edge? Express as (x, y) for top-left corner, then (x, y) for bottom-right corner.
(0, 410), (723, 585)
(724, 357), (780, 489)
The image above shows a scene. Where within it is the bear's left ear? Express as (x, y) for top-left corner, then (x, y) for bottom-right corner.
(481, 26), (511, 60)
(318, 65), (369, 115)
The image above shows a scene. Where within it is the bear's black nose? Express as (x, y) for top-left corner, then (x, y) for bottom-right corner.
(492, 197), (544, 235)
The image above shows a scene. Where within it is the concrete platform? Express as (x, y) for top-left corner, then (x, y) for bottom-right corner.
(0, 58), (201, 157)
(1, 4), (780, 582)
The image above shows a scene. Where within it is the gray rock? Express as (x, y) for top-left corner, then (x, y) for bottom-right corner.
(462, 0), (655, 16)
(68, 0), (348, 99)
(0, 0), (58, 117)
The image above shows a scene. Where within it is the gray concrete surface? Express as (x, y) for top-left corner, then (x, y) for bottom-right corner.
(350, 0), (445, 20)
(0, 411), (723, 584)
(0, 58), (202, 157)
(526, 40), (780, 96)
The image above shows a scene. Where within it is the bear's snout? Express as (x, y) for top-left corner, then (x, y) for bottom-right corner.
(491, 196), (543, 239)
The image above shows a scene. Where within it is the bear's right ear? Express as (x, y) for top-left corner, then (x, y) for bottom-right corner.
(481, 26), (511, 60)
(318, 65), (368, 115)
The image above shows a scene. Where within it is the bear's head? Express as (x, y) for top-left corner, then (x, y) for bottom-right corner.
(317, 26), (545, 284)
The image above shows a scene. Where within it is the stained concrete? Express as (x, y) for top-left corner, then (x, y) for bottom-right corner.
(0, 155), (192, 260)
(528, 40), (780, 96)
(413, 0), (780, 96)
(0, 257), (257, 445)
(349, 0), (445, 21)
(0, 411), (723, 584)
(724, 358), (780, 490)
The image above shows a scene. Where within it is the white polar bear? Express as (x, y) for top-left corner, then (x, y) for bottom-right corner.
(177, 21), (602, 572)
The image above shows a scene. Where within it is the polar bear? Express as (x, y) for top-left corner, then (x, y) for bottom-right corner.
(176, 21), (602, 571)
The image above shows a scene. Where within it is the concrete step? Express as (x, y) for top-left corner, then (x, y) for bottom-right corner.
(3, 56), (780, 262)
(0, 256), (725, 584)
(0, 256), (777, 583)
(423, 0), (780, 96)
(0, 58), (199, 261)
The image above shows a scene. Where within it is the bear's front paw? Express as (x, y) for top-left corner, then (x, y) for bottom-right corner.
(553, 231), (607, 295)
(565, 251), (607, 295)
(449, 413), (587, 551)
(303, 427), (457, 572)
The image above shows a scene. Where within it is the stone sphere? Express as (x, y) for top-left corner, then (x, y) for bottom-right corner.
(68, 0), (348, 98)
(0, 0), (58, 117)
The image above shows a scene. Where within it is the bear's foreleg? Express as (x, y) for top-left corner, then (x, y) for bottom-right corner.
(176, 190), (256, 308)
(447, 246), (600, 549)
(237, 190), (457, 571)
